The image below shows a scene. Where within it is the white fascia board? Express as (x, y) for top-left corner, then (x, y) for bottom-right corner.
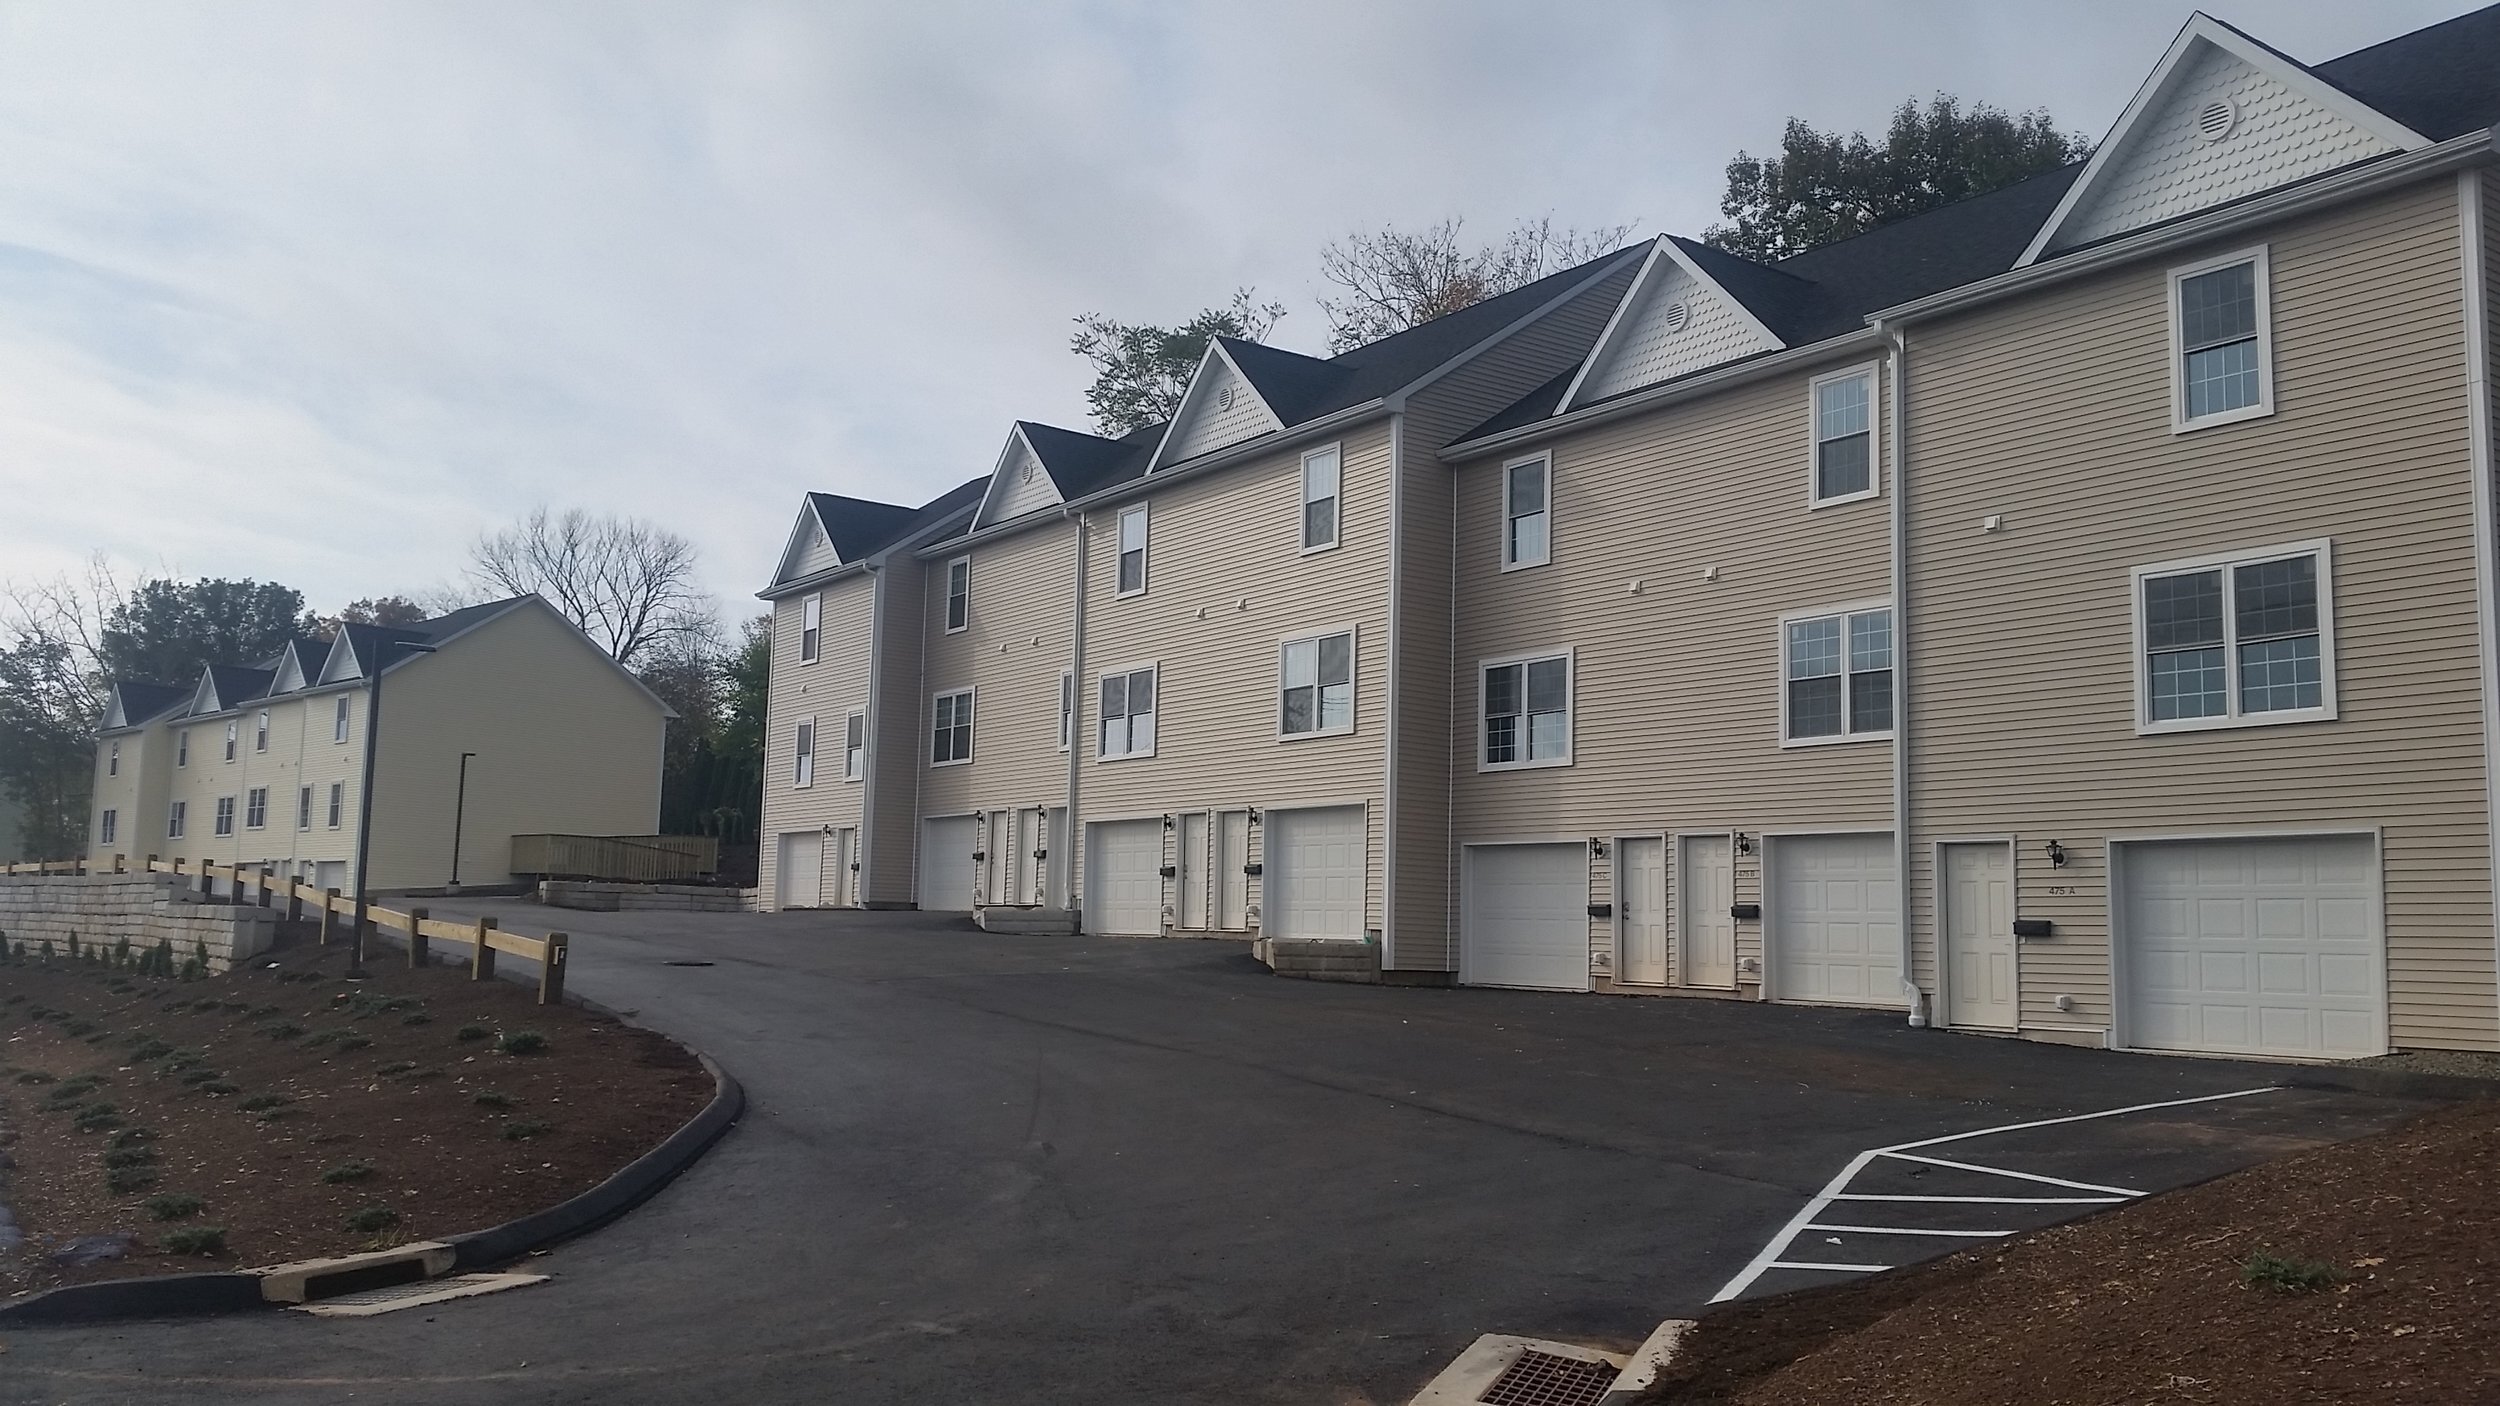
(765, 497), (842, 592)
(970, 424), (1062, 530)
(1146, 339), (1285, 473)
(184, 667), (222, 717)
(2016, 12), (2431, 267)
(1556, 236), (1787, 414)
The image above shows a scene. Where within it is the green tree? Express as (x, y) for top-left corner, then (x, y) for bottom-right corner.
(1070, 289), (1286, 437)
(98, 578), (312, 685)
(0, 635), (96, 858)
(1705, 95), (2092, 262)
(652, 614), (766, 855)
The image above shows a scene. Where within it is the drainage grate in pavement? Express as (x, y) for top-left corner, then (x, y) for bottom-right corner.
(1476, 1348), (1619, 1406)
(290, 1272), (548, 1317)
(664, 960), (716, 967)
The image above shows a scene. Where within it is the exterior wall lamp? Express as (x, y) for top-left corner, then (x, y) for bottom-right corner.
(2046, 839), (2070, 868)
(1733, 832), (1755, 856)
(1588, 838), (1607, 858)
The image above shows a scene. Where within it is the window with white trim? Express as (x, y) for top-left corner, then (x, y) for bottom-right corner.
(1057, 672), (1074, 752)
(843, 711), (865, 781)
(1117, 506), (1148, 596)
(334, 694), (350, 743)
(932, 688), (974, 765)
(327, 782), (344, 829)
(1783, 605), (1892, 742)
(1481, 652), (1571, 769)
(793, 716), (816, 787)
(800, 593), (821, 663)
(1098, 666), (1156, 760)
(297, 786), (313, 831)
(945, 557), (970, 633)
(245, 787), (267, 830)
(108, 740), (120, 777)
(168, 800), (187, 838)
(1279, 630), (1354, 738)
(1503, 454), (1550, 568)
(224, 720), (238, 762)
(1301, 445), (1340, 552)
(2135, 542), (2333, 731)
(177, 730), (189, 767)
(2171, 248), (2271, 430)
(1809, 366), (1877, 505)
(100, 809), (117, 845)
(255, 710), (270, 753)
(213, 796), (235, 837)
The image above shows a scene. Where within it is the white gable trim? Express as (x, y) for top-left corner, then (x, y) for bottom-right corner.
(972, 425), (1066, 528)
(104, 694), (130, 730)
(185, 668), (223, 718)
(2017, 13), (2429, 267)
(270, 647), (309, 696)
(1148, 341), (1285, 472)
(772, 499), (844, 586)
(1557, 236), (1786, 413)
(316, 634), (365, 685)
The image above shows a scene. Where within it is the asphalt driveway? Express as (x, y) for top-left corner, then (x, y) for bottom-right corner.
(3, 907), (2424, 1405)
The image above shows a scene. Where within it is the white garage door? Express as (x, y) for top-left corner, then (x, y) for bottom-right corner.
(1772, 833), (1900, 1007)
(775, 831), (824, 909)
(2122, 836), (2383, 1058)
(1462, 843), (1588, 991)
(919, 815), (977, 912)
(1265, 806), (1366, 939)
(1086, 819), (1163, 936)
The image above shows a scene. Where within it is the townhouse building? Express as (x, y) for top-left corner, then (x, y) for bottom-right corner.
(87, 595), (671, 893)
(760, 5), (2500, 1061)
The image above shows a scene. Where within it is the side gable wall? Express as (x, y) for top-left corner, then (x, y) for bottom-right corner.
(758, 573), (874, 907)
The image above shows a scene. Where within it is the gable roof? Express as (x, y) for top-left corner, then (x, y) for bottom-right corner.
(2312, 1), (2500, 141)
(1147, 339), (1292, 470)
(1558, 236), (1795, 413)
(102, 681), (187, 732)
(971, 421), (1150, 529)
(809, 493), (923, 563)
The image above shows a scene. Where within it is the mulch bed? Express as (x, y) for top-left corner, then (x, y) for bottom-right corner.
(0, 935), (711, 1295)
(1637, 1100), (2500, 1405)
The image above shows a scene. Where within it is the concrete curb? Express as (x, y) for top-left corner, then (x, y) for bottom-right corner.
(0, 1054), (743, 1327)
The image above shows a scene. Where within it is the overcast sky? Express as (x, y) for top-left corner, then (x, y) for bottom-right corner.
(0, 0), (2476, 622)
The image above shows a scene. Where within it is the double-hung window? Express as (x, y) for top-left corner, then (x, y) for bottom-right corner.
(108, 740), (120, 777)
(1116, 506), (1148, 596)
(800, 593), (822, 663)
(177, 730), (190, 767)
(334, 694), (351, 743)
(2135, 541), (2333, 732)
(1057, 673), (1074, 752)
(297, 786), (313, 831)
(168, 800), (187, 839)
(1809, 365), (1878, 505)
(1503, 455), (1550, 568)
(2171, 248), (2272, 430)
(100, 809), (118, 846)
(327, 782), (344, 829)
(224, 721), (238, 762)
(1480, 652), (1571, 769)
(793, 717), (816, 787)
(1301, 445), (1340, 552)
(213, 796), (235, 837)
(245, 787), (268, 831)
(255, 710), (270, 753)
(1098, 666), (1156, 760)
(844, 712), (866, 781)
(1783, 605), (1892, 743)
(944, 557), (971, 633)
(932, 688), (975, 765)
(1279, 630), (1355, 738)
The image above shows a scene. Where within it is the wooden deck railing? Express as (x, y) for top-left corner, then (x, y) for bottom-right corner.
(1, 854), (569, 1004)
(509, 833), (719, 883)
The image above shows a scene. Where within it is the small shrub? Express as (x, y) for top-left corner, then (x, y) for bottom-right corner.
(343, 1205), (400, 1233)
(178, 1068), (225, 1086)
(63, 1019), (96, 1037)
(109, 1126), (159, 1149)
(238, 1093), (293, 1112)
(105, 1164), (158, 1193)
(262, 1023), (306, 1041)
(494, 1030), (549, 1056)
(75, 1104), (123, 1132)
(375, 1061), (418, 1076)
(102, 1146), (159, 1169)
(320, 1161), (373, 1185)
(159, 1225), (227, 1256)
(455, 1024), (490, 1043)
(500, 1120), (551, 1141)
(401, 1013), (433, 1027)
(334, 1034), (372, 1053)
(145, 1192), (205, 1221)
(128, 1039), (174, 1062)
(2244, 1251), (2341, 1294)
(14, 1070), (55, 1085)
(193, 1080), (239, 1097)
(471, 1090), (515, 1110)
(192, 998), (222, 1013)
(300, 1028), (343, 1047)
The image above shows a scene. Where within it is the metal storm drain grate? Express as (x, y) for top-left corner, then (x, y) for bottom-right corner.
(291, 1272), (548, 1317)
(1476, 1348), (1619, 1406)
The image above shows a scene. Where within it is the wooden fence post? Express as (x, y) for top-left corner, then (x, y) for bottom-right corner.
(407, 907), (430, 968)
(471, 919), (498, 980)
(286, 879), (303, 924)
(318, 889), (339, 946)
(537, 933), (568, 1005)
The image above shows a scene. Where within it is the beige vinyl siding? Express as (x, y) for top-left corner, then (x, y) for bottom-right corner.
(1449, 357), (1896, 987)
(1905, 179), (2496, 1051)
(1078, 421), (1394, 934)
(367, 602), (666, 891)
(158, 689), (365, 882)
(757, 573), (873, 908)
(917, 523), (1076, 826)
(1389, 255), (1641, 969)
(868, 561), (928, 906)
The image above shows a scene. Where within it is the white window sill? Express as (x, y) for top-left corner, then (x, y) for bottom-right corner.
(1479, 755), (1572, 773)
(2136, 707), (2335, 736)
(1114, 588), (1148, 601)
(1299, 540), (1340, 557)
(844, 775), (864, 784)
(1808, 487), (1881, 510)
(943, 626), (968, 636)
(2172, 402), (2275, 435)
(1096, 750), (1157, 763)
(1278, 725), (1357, 743)
(930, 757), (974, 769)
(1779, 730), (1895, 749)
(792, 782), (814, 790)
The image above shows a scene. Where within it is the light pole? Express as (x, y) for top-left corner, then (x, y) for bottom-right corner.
(347, 636), (437, 978)
(448, 751), (478, 891)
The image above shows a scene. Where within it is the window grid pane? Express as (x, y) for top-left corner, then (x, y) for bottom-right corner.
(2233, 556), (2317, 639)
(1788, 676), (1842, 738)
(2179, 263), (2256, 349)
(2149, 646), (2228, 720)
(1787, 618), (1841, 680)
(2239, 635), (2321, 713)
(1816, 434), (1871, 499)
(2144, 571), (2224, 650)
(1509, 510), (1549, 565)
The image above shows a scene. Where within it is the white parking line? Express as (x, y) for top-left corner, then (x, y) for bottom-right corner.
(1806, 1225), (2013, 1238)
(1832, 1193), (2127, 1204)
(1765, 1260), (1893, 1273)
(1877, 1151), (2146, 1196)
(1708, 1086), (2278, 1304)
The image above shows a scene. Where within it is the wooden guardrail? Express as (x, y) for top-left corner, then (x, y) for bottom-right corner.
(2, 854), (568, 1004)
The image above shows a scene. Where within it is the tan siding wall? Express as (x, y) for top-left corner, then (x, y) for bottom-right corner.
(868, 561), (928, 905)
(86, 729), (173, 868)
(758, 573), (874, 908)
(917, 523), (1077, 825)
(156, 689), (369, 883)
(1449, 356), (1897, 986)
(1906, 179), (2496, 1051)
(1389, 257), (1641, 969)
(1077, 422), (1394, 932)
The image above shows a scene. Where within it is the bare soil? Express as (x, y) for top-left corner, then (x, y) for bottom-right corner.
(1636, 1099), (2500, 1405)
(0, 937), (710, 1294)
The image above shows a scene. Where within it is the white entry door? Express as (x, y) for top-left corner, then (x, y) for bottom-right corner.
(1176, 811), (1210, 930)
(1680, 835), (1736, 988)
(1265, 806), (1366, 939)
(829, 827), (857, 908)
(1943, 842), (2016, 1030)
(919, 815), (977, 912)
(1771, 832), (1900, 1007)
(776, 831), (824, 910)
(1216, 811), (1250, 930)
(2121, 836), (2383, 1058)
(1086, 819), (1163, 935)
(983, 810), (1014, 905)
(1616, 837), (1668, 984)
(1461, 843), (1588, 991)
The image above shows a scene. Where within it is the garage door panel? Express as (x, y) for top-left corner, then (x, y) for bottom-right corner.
(1087, 820), (1162, 937)
(1267, 807), (1365, 940)
(2319, 953), (2373, 998)
(1772, 833), (1900, 1009)
(920, 817), (977, 913)
(1462, 844), (1587, 991)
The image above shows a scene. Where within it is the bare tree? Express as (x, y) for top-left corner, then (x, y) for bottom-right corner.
(1316, 216), (1638, 353)
(468, 508), (706, 666)
(0, 559), (119, 856)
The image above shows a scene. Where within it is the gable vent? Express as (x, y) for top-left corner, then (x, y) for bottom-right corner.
(1659, 300), (1690, 335)
(2197, 98), (2237, 142)
(1216, 384), (1236, 411)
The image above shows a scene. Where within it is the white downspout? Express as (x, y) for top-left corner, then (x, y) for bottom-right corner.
(1063, 505), (1087, 917)
(1886, 320), (1926, 1028)
(858, 562), (882, 907)
(2457, 167), (2500, 1046)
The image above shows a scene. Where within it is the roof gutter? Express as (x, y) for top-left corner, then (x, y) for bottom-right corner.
(1066, 400), (1387, 514)
(755, 558), (870, 603)
(1870, 127), (2499, 327)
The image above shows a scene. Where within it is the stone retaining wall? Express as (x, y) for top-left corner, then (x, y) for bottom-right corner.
(538, 881), (759, 914)
(0, 873), (277, 973)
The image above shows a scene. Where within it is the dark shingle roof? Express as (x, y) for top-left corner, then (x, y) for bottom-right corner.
(2310, 1), (2500, 140)
(806, 493), (925, 563)
(1020, 421), (1150, 501)
(204, 665), (275, 711)
(110, 681), (188, 729)
(407, 598), (526, 645)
